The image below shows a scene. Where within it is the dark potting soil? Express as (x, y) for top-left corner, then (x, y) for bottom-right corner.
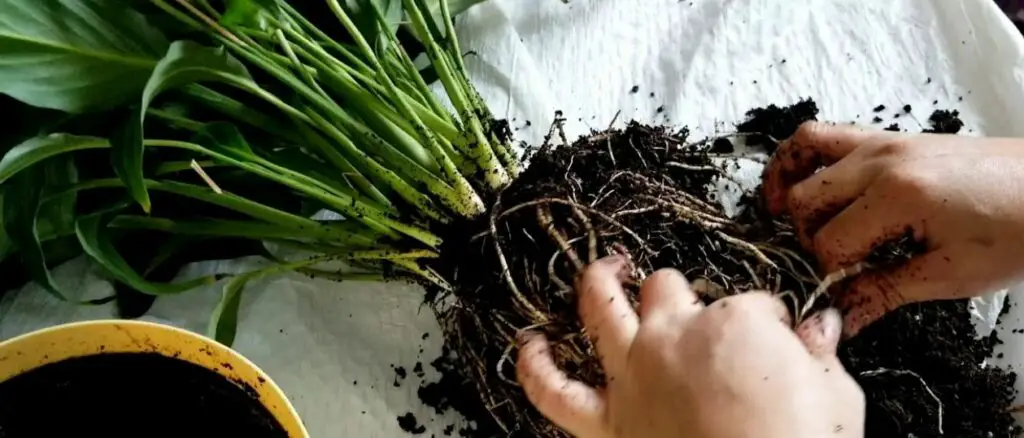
(422, 101), (1019, 437)
(0, 352), (286, 437)
(925, 109), (965, 134)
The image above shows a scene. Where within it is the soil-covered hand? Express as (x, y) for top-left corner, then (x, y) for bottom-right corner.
(763, 122), (1024, 336)
(515, 256), (864, 438)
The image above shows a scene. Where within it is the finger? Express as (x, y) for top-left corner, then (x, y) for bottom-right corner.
(787, 156), (882, 250)
(763, 122), (877, 215)
(516, 332), (606, 436)
(713, 291), (792, 327)
(576, 256), (640, 373)
(637, 268), (703, 323)
(795, 308), (842, 360)
(838, 248), (955, 337)
(811, 186), (927, 273)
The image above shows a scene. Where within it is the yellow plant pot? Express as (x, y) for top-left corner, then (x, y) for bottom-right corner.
(0, 319), (307, 437)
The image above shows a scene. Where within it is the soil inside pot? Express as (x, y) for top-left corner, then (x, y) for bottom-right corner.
(423, 101), (1021, 437)
(0, 352), (286, 437)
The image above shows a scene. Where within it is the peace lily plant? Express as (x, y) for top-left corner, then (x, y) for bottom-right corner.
(0, 0), (510, 343)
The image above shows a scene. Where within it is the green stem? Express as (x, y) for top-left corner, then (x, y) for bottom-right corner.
(148, 140), (442, 247)
(47, 178), (380, 247)
(292, 123), (394, 209)
(278, 27), (460, 143)
(300, 108), (450, 221)
(110, 216), (375, 247)
(278, 3), (375, 75)
(147, 108), (205, 132)
(155, 160), (220, 175)
(181, 84), (302, 141)
(403, 0), (509, 190)
(325, 0), (382, 70)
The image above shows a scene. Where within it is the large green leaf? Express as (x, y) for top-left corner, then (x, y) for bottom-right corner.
(38, 155), (79, 238)
(113, 40), (252, 213)
(2, 166), (63, 299)
(0, 0), (168, 112)
(0, 134), (108, 185)
(76, 211), (219, 296)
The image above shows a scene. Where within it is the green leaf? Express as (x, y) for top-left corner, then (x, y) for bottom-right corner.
(0, 0), (168, 112)
(221, 0), (282, 28)
(208, 271), (251, 345)
(208, 254), (335, 346)
(347, 0), (402, 49)
(0, 134), (108, 185)
(76, 211), (218, 296)
(113, 40), (252, 213)
(2, 166), (64, 299)
(192, 121), (255, 159)
(37, 155), (78, 237)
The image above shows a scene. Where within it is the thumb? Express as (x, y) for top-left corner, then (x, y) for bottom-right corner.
(796, 308), (842, 359)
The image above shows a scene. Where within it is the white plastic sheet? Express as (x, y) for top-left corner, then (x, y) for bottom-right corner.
(5, 0), (1024, 434)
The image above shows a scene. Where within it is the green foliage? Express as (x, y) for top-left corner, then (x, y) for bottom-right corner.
(0, 0), (503, 343)
(2, 166), (64, 299)
(0, 0), (168, 112)
(114, 41), (252, 212)
(76, 211), (220, 296)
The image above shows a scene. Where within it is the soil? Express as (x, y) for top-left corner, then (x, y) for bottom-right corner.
(925, 109), (965, 134)
(0, 352), (285, 437)
(423, 101), (1020, 437)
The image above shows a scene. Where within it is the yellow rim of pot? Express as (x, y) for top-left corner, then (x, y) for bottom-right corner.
(0, 319), (307, 437)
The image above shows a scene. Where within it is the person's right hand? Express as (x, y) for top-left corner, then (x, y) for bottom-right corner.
(762, 122), (1024, 335)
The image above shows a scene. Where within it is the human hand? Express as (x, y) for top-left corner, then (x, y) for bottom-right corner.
(515, 256), (864, 438)
(763, 122), (1024, 335)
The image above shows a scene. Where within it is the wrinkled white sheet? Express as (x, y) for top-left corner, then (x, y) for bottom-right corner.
(5, 0), (1024, 434)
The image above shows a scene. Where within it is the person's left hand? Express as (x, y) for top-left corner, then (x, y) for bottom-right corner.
(516, 256), (865, 438)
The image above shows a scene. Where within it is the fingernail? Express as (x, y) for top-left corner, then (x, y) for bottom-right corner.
(595, 254), (626, 268)
(818, 308), (842, 341)
(516, 329), (541, 345)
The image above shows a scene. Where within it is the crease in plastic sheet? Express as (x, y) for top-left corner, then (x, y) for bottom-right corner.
(4, 0), (1024, 433)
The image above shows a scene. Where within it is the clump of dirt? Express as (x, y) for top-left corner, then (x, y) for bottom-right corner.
(924, 109), (964, 134)
(735, 98), (819, 153)
(422, 101), (1019, 437)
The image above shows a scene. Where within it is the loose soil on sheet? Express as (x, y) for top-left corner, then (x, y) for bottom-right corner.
(423, 101), (1020, 437)
(0, 352), (286, 437)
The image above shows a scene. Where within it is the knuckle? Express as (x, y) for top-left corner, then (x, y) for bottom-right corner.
(868, 140), (909, 159)
(877, 166), (932, 197)
(791, 121), (823, 144)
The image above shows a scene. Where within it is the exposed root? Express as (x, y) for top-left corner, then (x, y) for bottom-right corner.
(798, 262), (870, 322)
(537, 206), (583, 270)
(489, 196), (549, 324)
(431, 122), (886, 438)
(861, 368), (944, 435)
(715, 231), (778, 270)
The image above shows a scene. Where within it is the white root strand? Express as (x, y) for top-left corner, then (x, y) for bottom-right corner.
(861, 368), (943, 435)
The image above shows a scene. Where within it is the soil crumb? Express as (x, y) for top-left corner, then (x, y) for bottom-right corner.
(397, 412), (427, 434)
(735, 98), (819, 153)
(865, 227), (927, 268)
(924, 109), (964, 134)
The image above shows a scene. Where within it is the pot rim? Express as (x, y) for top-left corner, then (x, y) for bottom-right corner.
(0, 319), (308, 437)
